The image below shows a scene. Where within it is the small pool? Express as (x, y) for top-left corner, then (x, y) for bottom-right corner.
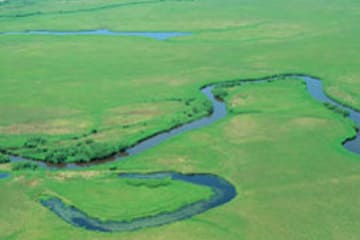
(0, 172), (10, 179)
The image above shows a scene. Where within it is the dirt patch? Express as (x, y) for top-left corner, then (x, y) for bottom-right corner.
(103, 104), (163, 127)
(230, 93), (248, 108)
(225, 116), (271, 143)
(52, 170), (104, 181)
(328, 85), (357, 107)
(27, 179), (40, 187)
(0, 119), (90, 135)
(290, 117), (328, 129)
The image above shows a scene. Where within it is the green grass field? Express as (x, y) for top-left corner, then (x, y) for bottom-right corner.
(1, 0), (360, 239)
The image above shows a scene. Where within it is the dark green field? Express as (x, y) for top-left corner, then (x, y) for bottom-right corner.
(1, 0), (360, 239)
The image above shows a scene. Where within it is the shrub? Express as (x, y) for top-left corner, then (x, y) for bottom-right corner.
(212, 87), (228, 100)
(323, 102), (350, 117)
(45, 149), (68, 164)
(44, 141), (117, 163)
(12, 162), (38, 171)
(125, 178), (172, 188)
(0, 153), (10, 164)
(84, 139), (95, 145)
(90, 142), (117, 159)
(90, 129), (98, 134)
(24, 137), (47, 148)
(185, 98), (195, 106)
(45, 145), (88, 164)
(188, 98), (212, 116)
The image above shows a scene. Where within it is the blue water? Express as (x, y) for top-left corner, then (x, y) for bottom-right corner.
(126, 86), (226, 156)
(8, 85), (227, 170)
(302, 76), (360, 154)
(8, 74), (360, 167)
(0, 172), (10, 179)
(0, 29), (192, 40)
(7, 73), (360, 232)
(41, 172), (236, 232)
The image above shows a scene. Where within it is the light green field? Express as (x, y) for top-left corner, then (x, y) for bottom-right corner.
(1, 0), (360, 160)
(1, 0), (360, 239)
(3, 171), (213, 222)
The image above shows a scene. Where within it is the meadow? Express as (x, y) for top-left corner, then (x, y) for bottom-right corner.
(1, 0), (360, 239)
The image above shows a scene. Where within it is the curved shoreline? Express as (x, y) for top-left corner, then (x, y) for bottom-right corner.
(8, 73), (360, 169)
(41, 172), (236, 232)
(4, 73), (360, 232)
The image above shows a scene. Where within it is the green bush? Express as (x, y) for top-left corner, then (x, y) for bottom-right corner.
(323, 102), (350, 117)
(188, 98), (212, 116)
(170, 97), (212, 127)
(12, 162), (38, 171)
(44, 141), (117, 163)
(24, 137), (47, 148)
(125, 178), (172, 188)
(212, 87), (228, 100)
(0, 153), (10, 164)
(109, 166), (117, 171)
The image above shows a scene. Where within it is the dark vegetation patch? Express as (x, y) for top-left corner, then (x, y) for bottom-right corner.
(212, 87), (228, 101)
(323, 102), (350, 117)
(125, 178), (172, 188)
(174, 97), (212, 124)
(43, 141), (118, 164)
(24, 137), (47, 148)
(2, 94), (211, 164)
(0, 153), (10, 164)
(21, 136), (119, 164)
(12, 161), (38, 171)
(109, 166), (117, 171)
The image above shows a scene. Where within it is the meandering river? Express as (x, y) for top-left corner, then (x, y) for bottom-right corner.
(41, 172), (236, 232)
(5, 73), (360, 232)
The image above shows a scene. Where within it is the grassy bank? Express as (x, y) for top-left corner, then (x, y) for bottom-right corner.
(1, 0), (360, 239)
(0, 170), (213, 236)
(1, 0), (360, 161)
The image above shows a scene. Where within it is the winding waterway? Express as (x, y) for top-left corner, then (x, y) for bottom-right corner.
(41, 172), (236, 232)
(6, 74), (360, 232)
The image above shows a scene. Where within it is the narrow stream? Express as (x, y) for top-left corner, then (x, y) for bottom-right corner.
(302, 76), (360, 154)
(5, 74), (360, 232)
(41, 172), (236, 232)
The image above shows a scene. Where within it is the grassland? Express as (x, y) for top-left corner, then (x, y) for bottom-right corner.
(1, 0), (360, 161)
(21, 171), (214, 222)
(0, 170), (214, 239)
(1, 0), (360, 239)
